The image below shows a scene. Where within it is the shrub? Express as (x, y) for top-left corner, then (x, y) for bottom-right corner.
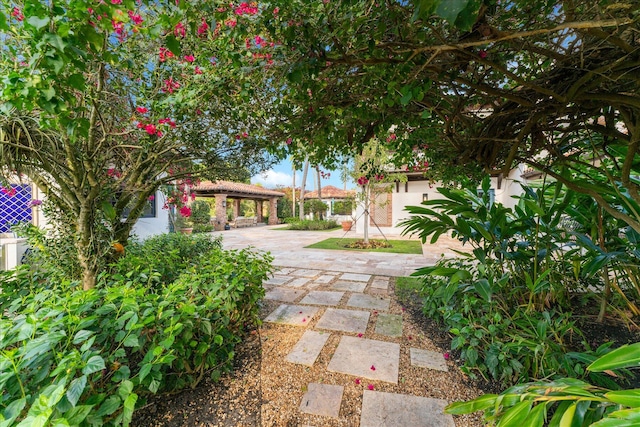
(192, 224), (214, 233)
(283, 217), (300, 224)
(0, 245), (272, 427)
(112, 233), (222, 286)
(190, 201), (211, 226)
(287, 219), (338, 230)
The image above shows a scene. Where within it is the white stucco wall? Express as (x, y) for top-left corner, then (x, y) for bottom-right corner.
(354, 166), (531, 236)
(130, 191), (170, 240)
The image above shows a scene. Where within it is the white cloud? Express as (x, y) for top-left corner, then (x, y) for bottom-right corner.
(251, 170), (297, 188)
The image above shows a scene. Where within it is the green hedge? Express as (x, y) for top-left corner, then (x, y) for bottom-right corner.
(286, 219), (338, 230)
(0, 235), (271, 427)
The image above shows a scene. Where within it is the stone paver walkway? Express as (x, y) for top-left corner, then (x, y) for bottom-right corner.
(217, 226), (466, 426)
(261, 267), (455, 426)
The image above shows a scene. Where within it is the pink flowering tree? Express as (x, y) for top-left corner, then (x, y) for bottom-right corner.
(0, 1), (277, 289)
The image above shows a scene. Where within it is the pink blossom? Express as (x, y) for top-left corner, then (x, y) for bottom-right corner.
(156, 130), (163, 137)
(197, 18), (210, 36)
(11, 7), (24, 21)
(148, 195), (155, 201)
(162, 77), (180, 94)
(111, 0), (122, 4)
(194, 66), (203, 75)
(286, 138), (292, 145)
(27, 199), (43, 208)
(136, 106), (148, 114)
(443, 352), (450, 360)
(357, 176), (369, 186)
(1, 187), (16, 197)
(159, 47), (174, 62)
(302, 318), (306, 322)
(254, 35), (263, 46)
(357, 333), (363, 338)
(386, 133), (397, 142)
(183, 55), (195, 63)
(112, 20), (125, 36)
(174, 22), (186, 38)
(128, 11), (143, 24)
(370, 365), (376, 371)
(355, 378), (361, 385)
(179, 205), (191, 217)
(225, 19), (237, 28)
(234, 2), (258, 15)
(273, 7), (279, 15)
(144, 124), (157, 135)
(242, 132), (248, 138)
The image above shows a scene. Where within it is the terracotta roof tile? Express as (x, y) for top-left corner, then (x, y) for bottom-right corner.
(193, 180), (285, 197)
(304, 185), (355, 199)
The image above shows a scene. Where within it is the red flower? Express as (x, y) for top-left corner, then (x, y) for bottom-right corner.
(370, 365), (376, 371)
(254, 35), (263, 46)
(355, 378), (361, 385)
(144, 124), (157, 135)
(184, 55), (195, 62)
(479, 50), (488, 59)
(128, 11), (143, 24)
(136, 106), (148, 114)
(111, 0), (122, 4)
(443, 352), (450, 360)
(174, 22), (186, 38)
(367, 384), (374, 390)
(112, 20), (125, 36)
(162, 77), (180, 94)
(159, 47), (174, 62)
(357, 333), (363, 338)
(148, 195), (155, 201)
(11, 7), (24, 21)
(273, 7), (279, 15)
(357, 176), (369, 186)
(194, 66), (203, 75)
(197, 18), (209, 36)
(179, 205), (191, 217)
(1, 187), (16, 197)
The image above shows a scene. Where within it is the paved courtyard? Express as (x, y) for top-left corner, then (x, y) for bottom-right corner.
(216, 226), (468, 426)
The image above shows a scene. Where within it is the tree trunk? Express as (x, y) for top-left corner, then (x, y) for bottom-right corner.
(316, 166), (323, 220)
(363, 184), (370, 244)
(77, 208), (98, 290)
(299, 157), (309, 220)
(292, 163), (296, 218)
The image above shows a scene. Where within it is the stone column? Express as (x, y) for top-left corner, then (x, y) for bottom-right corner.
(214, 194), (227, 231)
(256, 200), (263, 223)
(233, 199), (241, 218)
(268, 197), (278, 225)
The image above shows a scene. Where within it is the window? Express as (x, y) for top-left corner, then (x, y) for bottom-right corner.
(122, 196), (156, 219)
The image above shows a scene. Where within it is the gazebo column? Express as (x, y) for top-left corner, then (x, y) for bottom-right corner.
(214, 194), (227, 231)
(256, 200), (263, 223)
(233, 199), (241, 218)
(268, 197), (278, 225)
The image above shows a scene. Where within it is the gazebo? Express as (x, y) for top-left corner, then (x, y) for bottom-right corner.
(192, 180), (285, 231)
(303, 185), (356, 217)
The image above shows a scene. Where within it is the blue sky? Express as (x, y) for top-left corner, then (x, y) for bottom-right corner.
(251, 158), (354, 190)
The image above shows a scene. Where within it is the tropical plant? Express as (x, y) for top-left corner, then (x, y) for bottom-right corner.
(446, 342), (640, 426)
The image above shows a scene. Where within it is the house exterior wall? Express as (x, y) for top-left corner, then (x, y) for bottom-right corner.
(354, 165), (530, 236)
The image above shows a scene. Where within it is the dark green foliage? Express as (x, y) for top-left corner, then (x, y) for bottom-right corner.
(286, 219), (338, 230)
(192, 224), (214, 233)
(0, 235), (272, 426)
(190, 200), (211, 226)
(332, 198), (355, 216)
(112, 233), (221, 285)
(400, 177), (597, 384)
(303, 199), (328, 219)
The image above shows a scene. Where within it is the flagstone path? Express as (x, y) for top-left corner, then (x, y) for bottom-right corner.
(261, 266), (458, 427)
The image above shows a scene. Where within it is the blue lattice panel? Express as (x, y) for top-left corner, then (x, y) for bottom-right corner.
(0, 184), (32, 233)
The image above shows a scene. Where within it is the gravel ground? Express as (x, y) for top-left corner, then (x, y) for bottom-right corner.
(134, 277), (486, 427)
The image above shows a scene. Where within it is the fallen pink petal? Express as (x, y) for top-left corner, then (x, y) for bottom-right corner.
(354, 378), (361, 385)
(367, 384), (374, 390)
(357, 333), (363, 338)
(443, 352), (450, 360)
(370, 365), (376, 371)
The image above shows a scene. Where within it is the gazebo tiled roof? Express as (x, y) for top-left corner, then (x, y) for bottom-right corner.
(192, 180), (285, 200)
(304, 185), (355, 199)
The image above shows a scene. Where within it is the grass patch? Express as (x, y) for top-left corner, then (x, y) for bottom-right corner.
(305, 238), (423, 254)
(271, 226), (341, 231)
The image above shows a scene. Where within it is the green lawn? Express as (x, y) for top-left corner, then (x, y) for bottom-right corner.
(305, 238), (423, 254)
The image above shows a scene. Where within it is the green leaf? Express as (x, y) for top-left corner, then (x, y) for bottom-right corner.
(445, 394), (498, 414)
(122, 393), (138, 427)
(95, 396), (119, 417)
(521, 403), (546, 427)
(67, 74), (86, 91)
(214, 334), (223, 345)
(27, 16), (50, 30)
(474, 279), (492, 302)
(66, 375), (87, 407)
(165, 35), (181, 56)
(0, 13), (8, 30)
(2, 398), (26, 424)
(73, 330), (94, 345)
(44, 33), (67, 52)
(82, 355), (105, 375)
(63, 405), (93, 425)
(605, 390), (640, 408)
(497, 400), (533, 427)
(588, 343), (640, 372)
(138, 363), (152, 382)
(101, 201), (117, 221)
(118, 380), (134, 401)
(123, 334), (139, 347)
